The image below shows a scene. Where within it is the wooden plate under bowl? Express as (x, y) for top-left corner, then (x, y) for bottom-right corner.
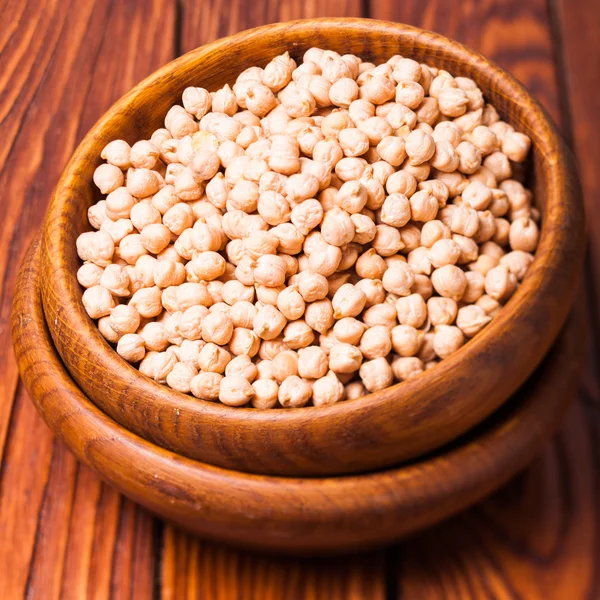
(14, 238), (584, 553)
(40, 18), (584, 476)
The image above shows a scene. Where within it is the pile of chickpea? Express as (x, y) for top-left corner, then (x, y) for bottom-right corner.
(76, 47), (539, 408)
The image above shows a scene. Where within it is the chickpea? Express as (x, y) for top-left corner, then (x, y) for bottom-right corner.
(332, 284), (367, 319)
(359, 357), (393, 392)
(391, 356), (424, 381)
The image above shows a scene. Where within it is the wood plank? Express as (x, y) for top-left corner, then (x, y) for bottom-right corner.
(179, 0), (362, 54)
(161, 530), (386, 600)
(0, 0), (175, 597)
(554, 0), (600, 331)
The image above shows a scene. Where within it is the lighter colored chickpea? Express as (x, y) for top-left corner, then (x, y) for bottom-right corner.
(176, 281), (212, 311)
(382, 262), (414, 296)
(474, 295), (501, 318)
(430, 265), (467, 302)
(451, 205), (480, 238)
(328, 343), (363, 374)
(139, 223), (170, 255)
(101, 140), (131, 169)
(391, 325), (423, 357)
(395, 293), (427, 328)
(391, 356), (424, 381)
(509, 217), (539, 253)
(318, 207), (354, 247)
(456, 305), (492, 337)
(378, 193), (410, 228)
(349, 213), (376, 245)
(460, 270), (485, 304)
(296, 346), (328, 379)
(189, 371), (222, 401)
(77, 230), (115, 267)
(405, 129), (435, 165)
(268, 351), (299, 386)
(433, 325), (464, 359)
(304, 298), (334, 334)
(462, 181), (492, 211)
(355, 278), (386, 307)
(500, 250), (534, 282)
(304, 240), (339, 278)
(493, 218), (511, 246)
(139, 349), (178, 382)
(376, 136), (406, 167)
(139, 321), (169, 352)
(312, 371), (345, 406)
(280, 320), (313, 350)
(334, 181), (367, 214)
(98, 317), (120, 343)
(252, 305), (286, 341)
(484, 152), (511, 182)
(99, 263), (130, 297)
(129, 286), (162, 318)
(223, 355), (258, 383)
(429, 238), (461, 268)
(165, 362), (197, 394)
(354, 248), (385, 280)
(289, 199), (322, 236)
(77, 262), (104, 289)
(344, 381), (365, 401)
(358, 325), (391, 360)
(359, 357), (393, 392)
(349, 98), (375, 123)
(250, 379), (279, 409)
(117, 333), (146, 363)
(327, 77), (359, 108)
(485, 265), (518, 302)
(199, 311), (232, 345)
(182, 86), (211, 118)
(277, 375), (311, 407)
(296, 270), (328, 303)
(372, 224), (404, 257)
(332, 284), (367, 319)
(394, 80), (425, 109)
(218, 375), (253, 406)
(252, 254), (287, 288)
(108, 304), (140, 336)
(93, 163), (124, 195)
(502, 131), (531, 162)
(385, 170), (417, 197)
(333, 317), (365, 345)
(186, 251), (226, 282)
(197, 342), (231, 373)
(469, 254), (499, 276)
(127, 168), (161, 198)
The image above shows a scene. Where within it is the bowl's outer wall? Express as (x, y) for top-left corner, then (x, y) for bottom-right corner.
(14, 237), (583, 553)
(40, 19), (585, 476)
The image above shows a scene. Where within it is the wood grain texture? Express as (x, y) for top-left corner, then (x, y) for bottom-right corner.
(12, 237), (584, 553)
(0, 0), (174, 597)
(554, 0), (600, 323)
(161, 529), (386, 600)
(39, 18), (585, 477)
(2, 0), (600, 596)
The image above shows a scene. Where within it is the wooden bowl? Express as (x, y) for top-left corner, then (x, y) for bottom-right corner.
(40, 18), (584, 476)
(14, 237), (584, 553)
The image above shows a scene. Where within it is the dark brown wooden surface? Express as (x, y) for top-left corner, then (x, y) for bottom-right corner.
(1, 0), (598, 598)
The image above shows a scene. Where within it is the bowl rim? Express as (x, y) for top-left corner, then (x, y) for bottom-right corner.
(16, 236), (583, 552)
(40, 18), (585, 475)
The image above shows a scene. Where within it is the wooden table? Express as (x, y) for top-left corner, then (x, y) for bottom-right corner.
(2, 1), (599, 597)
